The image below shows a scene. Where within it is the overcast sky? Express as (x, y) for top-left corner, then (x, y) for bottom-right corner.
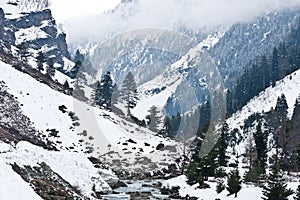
(52, 0), (300, 44)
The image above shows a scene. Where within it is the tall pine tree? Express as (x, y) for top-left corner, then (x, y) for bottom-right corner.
(46, 59), (55, 78)
(120, 72), (138, 116)
(146, 105), (162, 133)
(36, 51), (46, 71)
(253, 122), (268, 170)
(262, 163), (293, 200)
(218, 122), (229, 167)
(94, 71), (113, 110)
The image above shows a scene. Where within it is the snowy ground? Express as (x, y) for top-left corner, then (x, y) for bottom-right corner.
(163, 174), (299, 200)
(0, 60), (184, 198)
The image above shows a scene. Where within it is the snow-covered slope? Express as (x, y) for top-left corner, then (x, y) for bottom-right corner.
(227, 69), (300, 132)
(0, 155), (42, 200)
(0, 59), (183, 193)
(163, 175), (299, 200)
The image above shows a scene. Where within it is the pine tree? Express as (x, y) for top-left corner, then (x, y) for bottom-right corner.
(295, 184), (300, 200)
(218, 122), (229, 167)
(111, 84), (120, 107)
(146, 105), (162, 133)
(244, 164), (264, 184)
(226, 169), (242, 197)
(46, 59), (55, 78)
(253, 122), (268, 170)
(292, 95), (300, 121)
(36, 51), (46, 71)
(275, 94), (288, 124)
(16, 42), (30, 62)
(94, 81), (101, 105)
(274, 94), (289, 168)
(120, 72), (138, 116)
(163, 116), (173, 137)
(63, 80), (70, 89)
(94, 71), (113, 110)
(262, 163), (294, 200)
(186, 162), (204, 186)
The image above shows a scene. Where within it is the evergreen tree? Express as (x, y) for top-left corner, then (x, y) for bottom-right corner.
(274, 94), (289, 167)
(120, 72), (138, 116)
(275, 94), (288, 124)
(63, 80), (70, 89)
(36, 51), (46, 71)
(295, 184), (300, 200)
(292, 95), (300, 122)
(262, 163), (294, 200)
(186, 162), (204, 186)
(16, 42), (30, 62)
(226, 169), (242, 197)
(111, 84), (120, 106)
(94, 81), (101, 105)
(244, 164), (264, 184)
(218, 122), (229, 167)
(46, 59), (55, 78)
(163, 116), (173, 137)
(94, 71), (113, 110)
(146, 105), (162, 133)
(253, 122), (268, 170)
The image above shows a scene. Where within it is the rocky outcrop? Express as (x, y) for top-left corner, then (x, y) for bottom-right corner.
(0, 7), (71, 73)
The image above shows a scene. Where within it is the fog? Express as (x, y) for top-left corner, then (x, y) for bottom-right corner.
(58, 0), (300, 44)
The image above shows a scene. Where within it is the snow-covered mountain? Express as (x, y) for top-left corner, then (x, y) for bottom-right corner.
(0, 0), (74, 75)
(80, 7), (300, 120)
(1, 0), (300, 199)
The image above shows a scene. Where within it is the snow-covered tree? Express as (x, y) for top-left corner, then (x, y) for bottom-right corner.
(120, 71), (138, 116)
(36, 51), (46, 71)
(262, 163), (293, 200)
(94, 71), (114, 110)
(253, 122), (268, 170)
(146, 105), (162, 133)
(295, 184), (300, 200)
(16, 42), (30, 62)
(46, 59), (55, 78)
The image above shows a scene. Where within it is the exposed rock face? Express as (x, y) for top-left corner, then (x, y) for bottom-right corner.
(0, 7), (71, 72)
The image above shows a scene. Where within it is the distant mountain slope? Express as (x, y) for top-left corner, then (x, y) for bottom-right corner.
(210, 8), (300, 87)
(227, 68), (300, 132)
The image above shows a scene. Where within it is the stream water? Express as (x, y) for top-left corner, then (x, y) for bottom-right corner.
(101, 179), (169, 200)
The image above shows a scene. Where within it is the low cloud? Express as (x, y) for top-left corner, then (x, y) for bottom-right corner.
(60, 0), (300, 44)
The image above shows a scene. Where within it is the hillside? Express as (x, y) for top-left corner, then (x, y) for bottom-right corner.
(0, 59), (184, 198)
(161, 69), (300, 200)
